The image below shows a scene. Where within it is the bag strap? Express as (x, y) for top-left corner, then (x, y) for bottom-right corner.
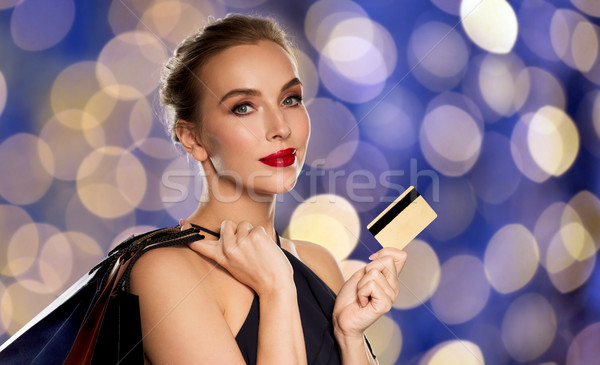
(117, 227), (206, 293)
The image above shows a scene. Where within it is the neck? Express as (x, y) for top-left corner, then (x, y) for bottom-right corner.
(186, 172), (278, 241)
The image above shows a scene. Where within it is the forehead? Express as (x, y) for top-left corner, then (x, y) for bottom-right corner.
(199, 40), (299, 97)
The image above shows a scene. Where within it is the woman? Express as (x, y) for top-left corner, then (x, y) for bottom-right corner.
(130, 14), (407, 364)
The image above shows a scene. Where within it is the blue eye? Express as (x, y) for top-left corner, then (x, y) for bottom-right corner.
(232, 103), (254, 115)
(282, 95), (302, 106)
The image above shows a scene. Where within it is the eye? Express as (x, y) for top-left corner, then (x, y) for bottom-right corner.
(231, 103), (254, 115)
(282, 95), (302, 106)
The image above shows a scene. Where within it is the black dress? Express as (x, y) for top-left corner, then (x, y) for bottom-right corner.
(191, 224), (376, 364)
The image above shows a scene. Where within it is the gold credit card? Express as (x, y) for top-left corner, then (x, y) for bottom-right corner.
(367, 186), (437, 250)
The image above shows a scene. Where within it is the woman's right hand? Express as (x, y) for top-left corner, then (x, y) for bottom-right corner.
(182, 219), (294, 296)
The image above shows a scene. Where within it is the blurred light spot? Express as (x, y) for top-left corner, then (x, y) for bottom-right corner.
(431, 255), (490, 324)
(502, 293), (557, 362)
(393, 240), (440, 309)
(364, 315), (402, 365)
(318, 55), (385, 103)
(426, 177), (477, 241)
(571, 0), (600, 16)
(527, 105), (579, 177)
(305, 0), (368, 52)
(540, 203), (597, 293)
(358, 87), (420, 151)
(0, 205), (34, 275)
(407, 21), (469, 91)
(84, 88), (119, 128)
(572, 21), (598, 72)
(3, 282), (56, 335)
(340, 259), (366, 280)
(136, 137), (178, 160)
(420, 94), (483, 176)
(77, 147), (147, 218)
(461, 0), (518, 54)
(321, 141), (389, 212)
(295, 50), (319, 104)
(138, 1), (210, 47)
(305, 98), (359, 169)
(128, 97), (154, 143)
(479, 53), (526, 116)
(361, 101), (416, 150)
(0, 72), (6, 117)
(161, 156), (205, 221)
(566, 191), (600, 252)
(51, 62), (115, 120)
(431, 0), (460, 15)
(36, 231), (74, 293)
(10, 0), (74, 51)
(65, 192), (137, 248)
(321, 17), (396, 85)
(419, 340), (484, 365)
(484, 224), (539, 294)
(62, 231), (104, 285)
(518, 0), (559, 61)
(551, 9), (599, 72)
(0, 133), (54, 205)
(6, 223), (41, 277)
(515, 67), (566, 115)
(511, 113), (552, 183)
(0, 0), (21, 10)
(97, 31), (167, 100)
(567, 322), (600, 365)
(39, 111), (104, 180)
(286, 194), (360, 261)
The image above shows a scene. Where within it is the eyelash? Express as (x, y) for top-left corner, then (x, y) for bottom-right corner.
(230, 94), (303, 116)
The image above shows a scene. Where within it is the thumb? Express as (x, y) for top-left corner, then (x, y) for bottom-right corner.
(179, 218), (193, 231)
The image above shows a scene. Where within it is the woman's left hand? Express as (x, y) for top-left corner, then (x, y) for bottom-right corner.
(332, 247), (407, 338)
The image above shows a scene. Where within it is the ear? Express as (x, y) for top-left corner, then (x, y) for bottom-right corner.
(176, 120), (209, 162)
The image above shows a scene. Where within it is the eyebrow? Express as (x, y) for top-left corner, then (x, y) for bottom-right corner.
(219, 77), (303, 104)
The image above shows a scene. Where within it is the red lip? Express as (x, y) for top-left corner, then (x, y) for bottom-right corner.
(259, 148), (296, 167)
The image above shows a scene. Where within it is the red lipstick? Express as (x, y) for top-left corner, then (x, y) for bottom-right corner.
(259, 148), (296, 167)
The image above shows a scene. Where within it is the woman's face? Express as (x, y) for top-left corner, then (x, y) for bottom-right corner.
(193, 40), (310, 197)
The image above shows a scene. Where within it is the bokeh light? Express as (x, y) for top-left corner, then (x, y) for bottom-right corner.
(484, 224), (539, 294)
(393, 239), (440, 309)
(431, 255), (490, 324)
(407, 21), (469, 91)
(286, 194), (359, 261)
(460, 0), (518, 54)
(501, 293), (557, 362)
(10, 0), (74, 51)
(364, 315), (402, 365)
(419, 340), (484, 365)
(527, 105), (579, 177)
(566, 322), (600, 365)
(0, 72), (6, 117)
(0, 134), (54, 205)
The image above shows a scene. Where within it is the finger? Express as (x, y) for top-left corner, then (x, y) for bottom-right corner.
(188, 237), (220, 260)
(236, 221), (253, 240)
(357, 276), (393, 310)
(370, 248), (408, 274)
(367, 256), (399, 283)
(179, 218), (193, 231)
(357, 268), (397, 303)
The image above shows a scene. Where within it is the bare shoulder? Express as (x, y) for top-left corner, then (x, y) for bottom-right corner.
(286, 238), (346, 294)
(129, 246), (245, 363)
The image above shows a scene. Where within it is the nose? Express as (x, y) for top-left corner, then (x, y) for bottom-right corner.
(266, 106), (292, 140)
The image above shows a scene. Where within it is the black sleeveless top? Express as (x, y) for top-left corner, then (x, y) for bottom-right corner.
(191, 224), (376, 364)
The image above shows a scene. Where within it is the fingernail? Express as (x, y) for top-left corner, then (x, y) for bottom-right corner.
(179, 219), (184, 227)
(369, 253), (377, 260)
